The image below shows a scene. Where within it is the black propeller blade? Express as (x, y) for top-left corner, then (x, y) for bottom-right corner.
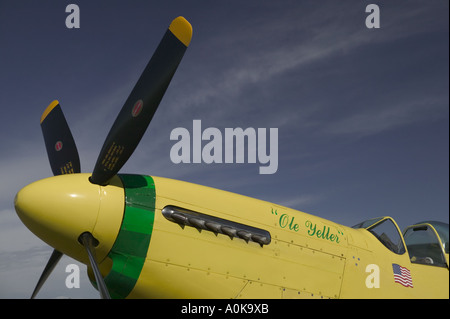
(30, 101), (81, 298)
(40, 100), (81, 176)
(90, 16), (192, 185)
(79, 232), (111, 299)
(30, 249), (63, 299)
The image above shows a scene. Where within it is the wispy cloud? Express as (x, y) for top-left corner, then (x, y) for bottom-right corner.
(325, 96), (448, 137)
(277, 193), (324, 211)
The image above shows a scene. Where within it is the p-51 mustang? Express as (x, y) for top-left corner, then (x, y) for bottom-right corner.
(14, 17), (448, 299)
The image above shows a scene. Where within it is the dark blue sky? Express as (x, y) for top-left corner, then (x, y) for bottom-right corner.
(0, 1), (448, 298)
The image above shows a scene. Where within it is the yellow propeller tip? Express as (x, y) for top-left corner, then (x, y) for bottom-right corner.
(169, 16), (193, 47)
(40, 100), (60, 124)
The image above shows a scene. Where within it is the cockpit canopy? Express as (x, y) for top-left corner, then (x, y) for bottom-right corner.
(414, 221), (449, 254)
(353, 217), (449, 268)
(403, 221), (449, 268)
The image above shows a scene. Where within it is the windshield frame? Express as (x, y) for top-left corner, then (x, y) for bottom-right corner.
(352, 216), (406, 255)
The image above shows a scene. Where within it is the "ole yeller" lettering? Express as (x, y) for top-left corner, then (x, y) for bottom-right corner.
(305, 220), (343, 243)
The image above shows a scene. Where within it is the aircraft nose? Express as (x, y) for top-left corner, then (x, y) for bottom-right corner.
(14, 174), (102, 261)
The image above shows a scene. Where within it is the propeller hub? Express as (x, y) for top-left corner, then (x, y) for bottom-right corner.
(14, 173), (124, 264)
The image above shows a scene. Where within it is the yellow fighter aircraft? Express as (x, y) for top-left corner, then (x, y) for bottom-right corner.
(14, 17), (448, 299)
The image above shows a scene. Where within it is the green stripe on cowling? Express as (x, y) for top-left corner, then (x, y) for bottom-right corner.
(104, 174), (156, 299)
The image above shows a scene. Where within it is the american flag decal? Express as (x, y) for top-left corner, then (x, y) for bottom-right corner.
(392, 264), (413, 288)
